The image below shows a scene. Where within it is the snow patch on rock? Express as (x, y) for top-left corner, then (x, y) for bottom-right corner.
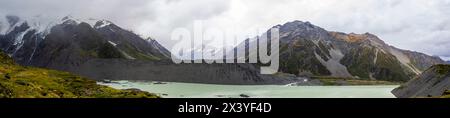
(12, 28), (33, 55)
(108, 41), (118, 47)
(94, 20), (112, 29)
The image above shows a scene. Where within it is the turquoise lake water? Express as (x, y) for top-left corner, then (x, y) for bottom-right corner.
(99, 80), (398, 98)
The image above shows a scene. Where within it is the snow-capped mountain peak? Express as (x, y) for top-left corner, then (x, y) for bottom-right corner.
(60, 15), (83, 25)
(94, 20), (113, 29)
(0, 15), (25, 35)
(1, 15), (121, 38)
(0, 15), (61, 36)
(1, 15), (172, 66)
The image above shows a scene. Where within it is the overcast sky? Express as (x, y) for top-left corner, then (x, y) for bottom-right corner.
(0, 0), (449, 60)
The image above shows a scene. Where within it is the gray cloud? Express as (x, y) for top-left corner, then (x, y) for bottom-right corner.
(0, 0), (449, 60)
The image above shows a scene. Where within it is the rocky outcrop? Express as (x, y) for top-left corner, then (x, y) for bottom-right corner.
(391, 64), (450, 98)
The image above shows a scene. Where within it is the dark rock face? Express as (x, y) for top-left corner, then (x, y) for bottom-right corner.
(392, 64), (450, 98)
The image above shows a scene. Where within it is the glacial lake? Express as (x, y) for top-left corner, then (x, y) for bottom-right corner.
(98, 81), (399, 98)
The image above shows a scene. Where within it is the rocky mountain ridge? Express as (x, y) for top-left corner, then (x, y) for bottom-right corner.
(233, 20), (445, 82)
(1, 16), (446, 84)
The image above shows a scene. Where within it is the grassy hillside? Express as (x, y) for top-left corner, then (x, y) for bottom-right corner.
(0, 52), (159, 98)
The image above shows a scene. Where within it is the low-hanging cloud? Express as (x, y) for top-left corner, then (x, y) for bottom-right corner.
(0, 0), (449, 60)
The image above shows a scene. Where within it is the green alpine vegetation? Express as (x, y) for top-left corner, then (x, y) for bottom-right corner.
(0, 52), (159, 98)
(311, 76), (401, 86)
